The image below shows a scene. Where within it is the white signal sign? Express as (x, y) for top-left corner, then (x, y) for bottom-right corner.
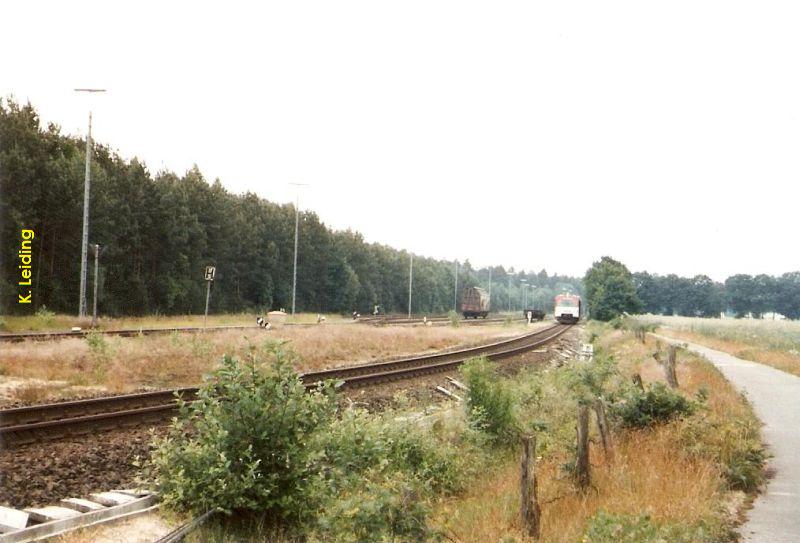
(205, 266), (216, 281)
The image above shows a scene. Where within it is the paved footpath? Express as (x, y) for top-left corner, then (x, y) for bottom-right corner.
(654, 333), (800, 542)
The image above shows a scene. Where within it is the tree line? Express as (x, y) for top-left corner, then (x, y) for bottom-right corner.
(0, 99), (581, 317)
(584, 257), (800, 321)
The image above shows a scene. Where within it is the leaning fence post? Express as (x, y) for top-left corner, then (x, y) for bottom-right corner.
(575, 405), (591, 490)
(593, 397), (613, 459)
(520, 434), (541, 539)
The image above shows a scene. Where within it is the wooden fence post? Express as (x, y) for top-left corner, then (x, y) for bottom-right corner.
(520, 435), (541, 540)
(665, 345), (679, 388)
(653, 343), (679, 389)
(593, 398), (612, 459)
(575, 405), (590, 490)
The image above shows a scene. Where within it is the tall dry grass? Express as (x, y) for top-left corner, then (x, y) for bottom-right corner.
(436, 428), (723, 543)
(0, 323), (531, 402)
(637, 314), (800, 377)
(0, 312), (353, 333)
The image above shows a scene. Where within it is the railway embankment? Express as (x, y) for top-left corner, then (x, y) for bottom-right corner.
(654, 332), (800, 543)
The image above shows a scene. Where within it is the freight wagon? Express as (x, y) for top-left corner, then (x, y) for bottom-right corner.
(461, 286), (490, 319)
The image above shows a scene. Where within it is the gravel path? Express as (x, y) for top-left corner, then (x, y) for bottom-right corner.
(655, 333), (800, 543)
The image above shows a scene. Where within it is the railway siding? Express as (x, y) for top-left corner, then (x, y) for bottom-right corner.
(0, 324), (569, 447)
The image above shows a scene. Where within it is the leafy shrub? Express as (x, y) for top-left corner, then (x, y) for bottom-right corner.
(145, 342), (472, 538)
(613, 382), (695, 428)
(563, 354), (618, 402)
(35, 305), (55, 327)
(317, 408), (470, 495)
(680, 414), (765, 491)
(447, 310), (460, 327)
(144, 346), (337, 521)
(583, 511), (729, 543)
(312, 471), (437, 543)
(461, 357), (517, 444)
(85, 330), (111, 379)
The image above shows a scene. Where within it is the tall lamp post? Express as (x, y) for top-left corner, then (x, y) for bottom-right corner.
(453, 261), (459, 311)
(289, 182), (308, 316)
(408, 253), (413, 318)
(75, 88), (106, 318)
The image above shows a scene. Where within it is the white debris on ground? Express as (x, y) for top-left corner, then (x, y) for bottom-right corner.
(59, 511), (177, 543)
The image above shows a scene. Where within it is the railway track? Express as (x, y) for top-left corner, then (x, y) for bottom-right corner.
(0, 323), (571, 446)
(0, 315), (525, 343)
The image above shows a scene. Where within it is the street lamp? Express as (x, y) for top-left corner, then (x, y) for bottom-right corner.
(289, 182), (308, 316)
(74, 88), (106, 318)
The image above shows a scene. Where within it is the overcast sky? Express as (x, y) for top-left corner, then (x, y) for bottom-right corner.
(3, 1), (798, 280)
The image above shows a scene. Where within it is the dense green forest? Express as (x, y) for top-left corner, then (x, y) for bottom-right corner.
(634, 271), (800, 319)
(0, 99), (582, 316)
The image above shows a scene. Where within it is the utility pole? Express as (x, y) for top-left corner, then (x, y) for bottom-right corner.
(453, 261), (459, 311)
(487, 267), (492, 300)
(508, 276), (512, 312)
(75, 88), (106, 318)
(408, 253), (413, 318)
(521, 279), (528, 309)
(92, 244), (100, 328)
(289, 182), (308, 316)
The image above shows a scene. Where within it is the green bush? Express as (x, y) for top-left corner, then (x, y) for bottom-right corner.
(583, 511), (729, 542)
(461, 357), (518, 444)
(35, 305), (55, 327)
(680, 414), (765, 492)
(447, 310), (460, 328)
(316, 408), (470, 495)
(312, 471), (437, 543)
(613, 382), (695, 428)
(563, 353), (618, 402)
(145, 342), (473, 538)
(145, 347), (337, 521)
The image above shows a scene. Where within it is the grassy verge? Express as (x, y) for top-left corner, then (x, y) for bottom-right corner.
(635, 315), (800, 377)
(0, 311), (354, 333)
(0, 323), (530, 403)
(430, 323), (764, 542)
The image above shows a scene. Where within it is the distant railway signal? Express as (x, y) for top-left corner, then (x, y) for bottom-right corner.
(204, 266), (216, 328)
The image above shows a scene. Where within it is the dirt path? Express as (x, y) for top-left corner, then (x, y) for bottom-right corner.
(654, 333), (800, 542)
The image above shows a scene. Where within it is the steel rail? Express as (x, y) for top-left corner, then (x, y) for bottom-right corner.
(0, 324), (571, 446)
